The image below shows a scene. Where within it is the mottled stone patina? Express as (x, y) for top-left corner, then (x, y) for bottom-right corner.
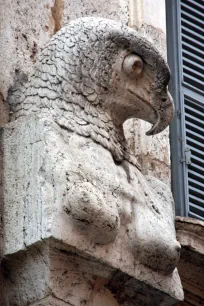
(2, 18), (183, 306)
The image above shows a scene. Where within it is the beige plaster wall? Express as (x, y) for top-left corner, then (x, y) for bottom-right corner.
(127, 0), (171, 185)
(0, 0), (128, 100)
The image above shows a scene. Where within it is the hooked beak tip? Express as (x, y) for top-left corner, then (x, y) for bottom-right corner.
(146, 116), (160, 136)
(146, 96), (174, 136)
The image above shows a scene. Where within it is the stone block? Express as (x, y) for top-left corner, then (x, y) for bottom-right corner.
(2, 116), (184, 305)
(2, 239), (183, 306)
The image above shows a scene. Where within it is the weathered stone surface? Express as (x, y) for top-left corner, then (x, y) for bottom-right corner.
(0, 0), (171, 185)
(124, 119), (171, 185)
(2, 115), (183, 306)
(142, 0), (166, 34)
(129, 0), (166, 35)
(2, 15), (183, 306)
(8, 17), (174, 167)
(0, 92), (9, 127)
(128, 0), (171, 185)
(0, 0), (128, 100)
(3, 14), (177, 265)
(176, 217), (204, 306)
(2, 239), (183, 306)
(3, 115), (180, 272)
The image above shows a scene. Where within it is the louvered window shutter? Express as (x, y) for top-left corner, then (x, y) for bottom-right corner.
(166, 0), (204, 220)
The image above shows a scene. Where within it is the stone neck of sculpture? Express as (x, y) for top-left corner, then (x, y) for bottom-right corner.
(11, 84), (138, 166)
(51, 96), (127, 163)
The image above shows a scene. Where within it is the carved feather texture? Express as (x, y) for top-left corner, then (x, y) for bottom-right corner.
(8, 17), (171, 168)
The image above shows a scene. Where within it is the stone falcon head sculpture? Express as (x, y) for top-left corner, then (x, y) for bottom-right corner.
(10, 17), (174, 165)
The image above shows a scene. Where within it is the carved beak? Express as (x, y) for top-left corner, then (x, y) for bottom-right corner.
(124, 57), (174, 135)
(146, 92), (174, 136)
(126, 86), (174, 136)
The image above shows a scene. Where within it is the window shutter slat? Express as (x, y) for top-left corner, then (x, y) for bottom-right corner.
(181, 11), (203, 28)
(183, 0), (204, 11)
(181, 0), (204, 95)
(188, 178), (204, 189)
(183, 50), (204, 66)
(181, 2), (204, 18)
(167, 0), (204, 220)
(181, 18), (204, 36)
(182, 33), (204, 49)
(183, 58), (204, 72)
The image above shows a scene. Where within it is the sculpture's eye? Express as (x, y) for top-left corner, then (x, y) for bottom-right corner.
(122, 54), (143, 78)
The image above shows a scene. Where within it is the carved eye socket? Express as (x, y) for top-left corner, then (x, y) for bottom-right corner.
(122, 54), (143, 78)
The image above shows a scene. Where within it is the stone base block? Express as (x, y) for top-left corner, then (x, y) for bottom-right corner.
(2, 238), (182, 306)
(2, 117), (184, 305)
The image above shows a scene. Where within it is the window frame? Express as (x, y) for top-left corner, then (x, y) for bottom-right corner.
(166, 0), (204, 219)
(166, 0), (189, 217)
